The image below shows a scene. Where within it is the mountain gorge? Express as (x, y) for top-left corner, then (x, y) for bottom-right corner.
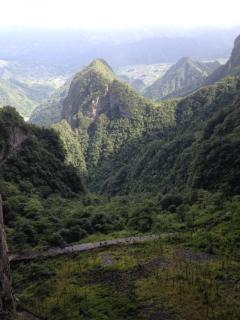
(30, 40), (240, 198)
(2, 33), (240, 320)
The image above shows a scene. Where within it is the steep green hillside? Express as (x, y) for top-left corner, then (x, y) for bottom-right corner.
(29, 81), (70, 127)
(206, 34), (240, 84)
(30, 59), (115, 128)
(40, 59), (176, 181)
(52, 61), (177, 179)
(0, 106), (86, 250)
(0, 107), (84, 197)
(144, 57), (219, 100)
(102, 77), (240, 195)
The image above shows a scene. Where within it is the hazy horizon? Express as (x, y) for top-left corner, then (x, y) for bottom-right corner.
(1, 0), (240, 30)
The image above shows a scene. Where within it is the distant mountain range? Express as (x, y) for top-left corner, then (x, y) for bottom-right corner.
(0, 60), (67, 117)
(143, 33), (240, 101)
(144, 57), (220, 100)
(1, 27), (239, 118)
(0, 27), (238, 70)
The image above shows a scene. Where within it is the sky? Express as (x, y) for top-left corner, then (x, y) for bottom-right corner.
(1, 0), (240, 30)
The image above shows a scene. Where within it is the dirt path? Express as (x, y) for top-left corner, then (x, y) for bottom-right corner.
(9, 234), (172, 263)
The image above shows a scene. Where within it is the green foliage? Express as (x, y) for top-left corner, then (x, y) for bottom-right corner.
(0, 107), (85, 198)
(53, 120), (87, 175)
(13, 240), (240, 320)
(128, 206), (156, 232)
(98, 77), (240, 195)
(160, 194), (183, 211)
(62, 59), (115, 128)
(4, 49), (240, 320)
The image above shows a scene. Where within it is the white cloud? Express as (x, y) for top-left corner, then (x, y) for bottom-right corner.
(0, 0), (240, 29)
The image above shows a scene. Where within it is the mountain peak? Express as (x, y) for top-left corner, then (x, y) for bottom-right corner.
(84, 58), (115, 81)
(177, 57), (193, 65)
(61, 60), (115, 127)
(89, 58), (113, 70)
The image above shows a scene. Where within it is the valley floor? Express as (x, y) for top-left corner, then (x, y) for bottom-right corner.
(13, 237), (240, 320)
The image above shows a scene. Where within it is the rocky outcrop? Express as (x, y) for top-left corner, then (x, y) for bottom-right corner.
(0, 126), (26, 165)
(0, 195), (16, 320)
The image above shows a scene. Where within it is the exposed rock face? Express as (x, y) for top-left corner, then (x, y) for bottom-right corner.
(0, 126), (26, 165)
(0, 195), (16, 319)
(206, 34), (240, 84)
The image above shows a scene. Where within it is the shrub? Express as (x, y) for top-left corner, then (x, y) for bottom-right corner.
(160, 194), (183, 211)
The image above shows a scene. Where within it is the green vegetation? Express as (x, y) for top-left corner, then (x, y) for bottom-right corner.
(13, 238), (240, 320)
(0, 107), (86, 250)
(62, 59), (115, 128)
(46, 59), (177, 185)
(98, 77), (240, 195)
(3, 34), (240, 319)
(34, 59), (240, 199)
(53, 120), (87, 175)
(0, 107), (84, 197)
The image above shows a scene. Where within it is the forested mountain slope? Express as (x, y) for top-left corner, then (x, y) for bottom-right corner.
(0, 107), (86, 250)
(102, 77), (240, 195)
(0, 107), (84, 197)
